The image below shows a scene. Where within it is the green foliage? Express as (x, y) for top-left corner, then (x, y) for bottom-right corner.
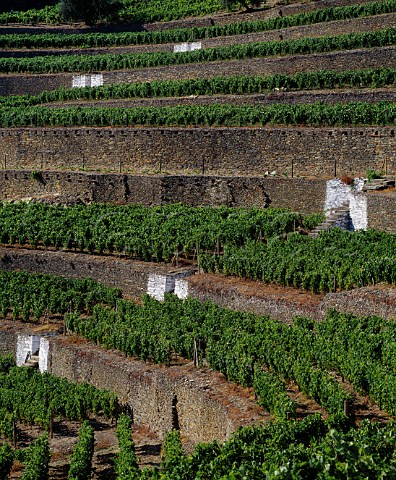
(68, 421), (94, 480)
(161, 430), (188, 474)
(0, 443), (14, 480)
(0, 0), (224, 25)
(0, 362), (118, 438)
(2, 67), (396, 109)
(2, 0), (396, 48)
(2, 0), (394, 26)
(28, 170), (41, 181)
(20, 435), (50, 480)
(0, 203), (314, 263)
(0, 354), (15, 374)
(117, 0), (224, 24)
(0, 5), (60, 25)
(115, 415), (139, 480)
(253, 367), (296, 419)
(1, 27), (396, 74)
(66, 295), (350, 416)
(201, 228), (396, 292)
(64, 294), (396, 418)
(0, 270), (121, 322)
(152, 417), (396, 479)
(313, 310), (396, 414)
(1, 101), (396, 128)
(220, 0), (263, 12)
(60, 0), (122, 25)
(366, 168), (384, 182)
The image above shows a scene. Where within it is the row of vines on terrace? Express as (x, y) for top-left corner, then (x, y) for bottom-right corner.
(2, 101), (396, 127)
(2, 67), (395, 108)
(1, 0), (394, 49)
(1, 28), (396, 74)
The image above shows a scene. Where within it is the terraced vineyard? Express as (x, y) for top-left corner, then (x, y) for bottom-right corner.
(1, 0), (396, 478)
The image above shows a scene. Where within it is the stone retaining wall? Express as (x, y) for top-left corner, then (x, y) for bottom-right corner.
(0, 326), (17, 356)
(0, 170), (327, 212)
(0, 324), (264, 444)
(0, 247), (185, 299)
(1, 46), (394, 95)
(3, 13), (392, 59)
(0, 126), (395, 178)
(45, 89), (396, 110)
(187, 274), (325, 323)
(367, 192), (396, 233)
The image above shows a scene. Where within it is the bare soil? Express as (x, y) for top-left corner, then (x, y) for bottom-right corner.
(190, 272), (324, 308)
(6, 419), (161, 480)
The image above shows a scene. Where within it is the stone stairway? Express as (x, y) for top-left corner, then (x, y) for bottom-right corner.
(21, 354), (40, 369)
(362, 177), (395, 192)
(309, 203), (350, 238)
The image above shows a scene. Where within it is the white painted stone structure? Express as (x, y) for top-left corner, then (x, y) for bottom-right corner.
(16, 334), (41, 366)
(324, 178), (367, 230)
(174, 278), (189, 300)
(38, 337), (50, 373)
(173, 42), (202, 53)
(72, 74), (104, 88)
(147, 274), (176, 301)
(90, 74), (104, 87)
(147, 272), (195, 301)
(349, 192), (368, 231)
(16, 334), (53, 372)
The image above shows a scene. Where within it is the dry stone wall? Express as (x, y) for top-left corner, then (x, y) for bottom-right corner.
(367, 192), (396, 233)
(0, 170), (327, 212)
(103, 46), (396, 84)
(0, 0), (374, 36)
(186, 274), (325, 323)
(0, 127), (395, 179)
(0, 73), (67, 96)
(0, 247), (185, 299)
(0, 325), (17, 356)
(1, 46), (394, 95)
(186, 274), (396, 323)
(47, 89), (396, 110)
(0, 325), (264, 444)
(4, 13), (393, 60)
(48, 337), (263, 443)
(322, 285), (396, 322)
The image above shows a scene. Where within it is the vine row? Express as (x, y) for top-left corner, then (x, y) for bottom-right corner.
(0, 203), (319, 263)
(2, 67), (395, 109)
(2, 101), (396, 128)
(1, 28), (395, 74)
(1, 0), (394, 49)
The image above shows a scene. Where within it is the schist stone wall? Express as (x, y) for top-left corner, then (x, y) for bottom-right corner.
(0, 127), (395, 178)
(0, 326), (17, 356)
(0, 0), (374, 36)
(0, 326), (264, 444)
(3, 13), (391, 60)
(0, 170), (327, 213)
(0, 247), (192, 299)
(48, 338), (264, 443)
(366, 192), (396, 233)
(0, 46), (394, 95)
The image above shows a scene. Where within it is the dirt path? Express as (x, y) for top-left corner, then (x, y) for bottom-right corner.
(7, 418), (162, 480)
(329, 371), (390, 424)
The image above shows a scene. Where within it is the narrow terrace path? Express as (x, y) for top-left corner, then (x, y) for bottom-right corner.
(330, 371), (390, 424)
(43, 88), (396, 109)
(2, 46), (394, 96)
(0, 0), (376, 35)
(285, 380), (328, 420)
(3, 12), (395, 58)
